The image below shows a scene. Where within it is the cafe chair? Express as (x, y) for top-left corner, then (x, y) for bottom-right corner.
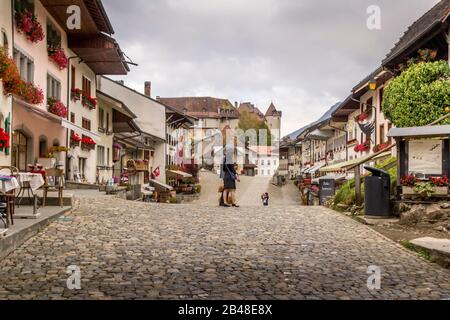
(0, 166), (19, 226)
(43, 168), (64, 208)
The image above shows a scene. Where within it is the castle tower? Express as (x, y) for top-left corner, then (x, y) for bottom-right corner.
(265, 102), (282, 144)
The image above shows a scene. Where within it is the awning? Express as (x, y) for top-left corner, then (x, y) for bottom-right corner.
(149, 179), (173, 192)
(305, 163), (325, 174)
(166, 170), (193, 179)
(61, 119), (101, 141)
(320, 151), (391, 173)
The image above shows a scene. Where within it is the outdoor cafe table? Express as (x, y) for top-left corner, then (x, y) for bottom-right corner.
(0, 175), (20, 227)
(16, 172), (45, 208)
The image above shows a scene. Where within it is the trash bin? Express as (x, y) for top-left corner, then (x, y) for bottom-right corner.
(364, 166), (391, 217)
(319, 178), (336, 205)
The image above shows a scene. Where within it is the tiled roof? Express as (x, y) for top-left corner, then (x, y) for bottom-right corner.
(383, 0), (449, 66)
(158, 97), (239, 119)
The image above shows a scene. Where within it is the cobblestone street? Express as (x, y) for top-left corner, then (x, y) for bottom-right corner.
(0, 177), (449, 300)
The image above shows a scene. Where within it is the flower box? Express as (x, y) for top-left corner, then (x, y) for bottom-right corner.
(402, 186), (448, 196)
(71, 88), (82, 102)
(81, 137), (96, 151)
(48, 97), (68, 118)
(48, 45), (68, 70)
(82, 95), (97, 110)
(15, 10), (45, 44)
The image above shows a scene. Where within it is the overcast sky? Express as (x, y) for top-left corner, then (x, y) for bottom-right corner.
(103, 0), (440, 136)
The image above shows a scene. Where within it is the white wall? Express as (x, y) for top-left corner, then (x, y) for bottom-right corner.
(0, 0), (12, 166)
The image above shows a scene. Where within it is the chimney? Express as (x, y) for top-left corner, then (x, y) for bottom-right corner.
(144, 81), (151, 97)
(116, 80), (124, 85)
(235, 101), (238, 108)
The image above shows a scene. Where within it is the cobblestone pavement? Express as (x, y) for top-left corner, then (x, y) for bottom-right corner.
(0, 194), (449, 300)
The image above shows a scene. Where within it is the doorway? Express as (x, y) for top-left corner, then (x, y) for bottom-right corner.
(12, 131), (28, 171)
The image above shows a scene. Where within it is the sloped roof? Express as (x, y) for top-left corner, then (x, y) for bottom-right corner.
(158, 97), (239, 119)
(383, 0), (450, 66)
(238, 102), (265, 119)
(265, 102), (281, 117)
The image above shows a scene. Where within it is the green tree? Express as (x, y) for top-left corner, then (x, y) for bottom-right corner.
(382, 60), (450, 127)
(238, 111), (273, 146)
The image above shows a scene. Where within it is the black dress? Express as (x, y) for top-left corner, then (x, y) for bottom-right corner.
(223, 163), (237, 190)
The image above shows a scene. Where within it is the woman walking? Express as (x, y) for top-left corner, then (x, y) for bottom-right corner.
(222, 157), (239, 207)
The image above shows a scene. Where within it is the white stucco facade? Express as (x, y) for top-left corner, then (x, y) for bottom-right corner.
(0, 0), (13, 167)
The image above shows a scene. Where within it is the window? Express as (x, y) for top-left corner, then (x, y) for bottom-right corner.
(82, 118), (91, 131)
(107, 148), (110, 166)
(70, 112), (75, 123)
(82, 76), (91, 97)
(99, 108), (105, 129)
(39, 137), (48, 158)
(14, 0), (34, 13)
(1, 29), (8, 49)
(71, 66), (76, 90)
(379, 124), (385, 144)
(261, 170), (264, 176)
(47, 74), (61, 100)
(388, 123), (393, 145)
(14, 48), (33, 83)
(106, 112), (110, 132)
(261, 160), (264, 166)
(97, 146), (105, 166)
(268, 170), (271, 176)
(268, 160), (271, 166)
(47, 19), (61, 49)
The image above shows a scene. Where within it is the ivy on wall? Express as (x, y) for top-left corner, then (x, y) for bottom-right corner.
(382, 60), (450, 128)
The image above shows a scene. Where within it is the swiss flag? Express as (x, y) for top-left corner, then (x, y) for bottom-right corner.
(153, 167), (161, 178)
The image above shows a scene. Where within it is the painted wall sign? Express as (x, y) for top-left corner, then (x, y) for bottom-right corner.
(408, 139), (442, 175)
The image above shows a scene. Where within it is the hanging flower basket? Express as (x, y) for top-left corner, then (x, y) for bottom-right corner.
(48, 45), (68, 70)
(71, 88), (82, 102)
(47, 97), (68, 118)
(81, 137), (96, 151)
(15, 10), (45, 44)
(82, 94), (97, 110)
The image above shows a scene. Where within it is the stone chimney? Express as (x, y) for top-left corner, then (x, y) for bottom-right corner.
(144, 81), (151, 97)
(235, 101), (238, 108)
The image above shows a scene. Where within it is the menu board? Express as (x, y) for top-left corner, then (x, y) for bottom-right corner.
(408, 139), (442, 175)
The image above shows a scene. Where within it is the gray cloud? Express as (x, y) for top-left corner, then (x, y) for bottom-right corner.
(103, 0), (439, 136)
